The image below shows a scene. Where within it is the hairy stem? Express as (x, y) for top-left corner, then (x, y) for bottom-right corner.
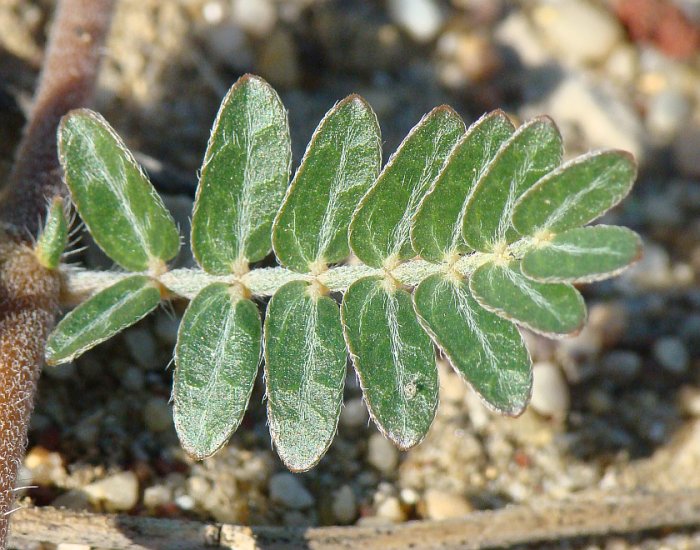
(60, 249), (514, 305)
(0, 1), (114, 546)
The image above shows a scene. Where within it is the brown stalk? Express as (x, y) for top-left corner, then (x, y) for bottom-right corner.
(0, 1), (114, 547)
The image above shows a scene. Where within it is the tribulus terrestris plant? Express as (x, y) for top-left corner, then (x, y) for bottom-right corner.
(43, 74), (640, 472)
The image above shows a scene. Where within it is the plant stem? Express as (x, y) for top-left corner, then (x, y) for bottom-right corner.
(60, 251), (502, 305)
(0, 1), (114, 546)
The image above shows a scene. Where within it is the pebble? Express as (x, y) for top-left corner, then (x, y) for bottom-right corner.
(268, 473), (314, 509)
(121, 366), (145, 392)
(387, 0), (444, 43)
(530, 362), (570, 420)
(495, 11), (551, 67)
(51, 489), (91, 511)
(646, 90), (691, 142)
(421, 489), (473, 520)
(202, 22), (253, 71)
(24, 447), (66, 486)
(144, 397), (172, 433)
(375, 496), (406, 522)
(154, 312), (180, 346)
(367, 433), (399, 474)
(231, 0), (277, 38)
(600, 350), (642, 382)
(175, 494), (196, 510)
(604, 44), (638, 83)
(532, 0), (622, 64)
(143, 484), (173, 509)
(123, 326), (159, 369)
(82, 471), (139, 512)
(539, 72), (646, 161)
(332, 485), (357, 524)
(340, 398), (370, 429)
(679, 386), (700, 416)
(653, 336), (689, 374)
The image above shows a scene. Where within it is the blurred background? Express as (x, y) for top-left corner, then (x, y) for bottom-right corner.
(1, 0), (700, 547)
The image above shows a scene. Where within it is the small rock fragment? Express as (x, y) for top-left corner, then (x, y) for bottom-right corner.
(530, 362), (570, 420)
(387, 0), (444, 43)
(332, 485), (357, 524)
(340, 398), (369, 429)
(268, 473), (314, 509)
(367, 433), (399, 474)
(421, 489), (473, 520)
(653, 336), (689, 374)
(82, 471), (139, 512)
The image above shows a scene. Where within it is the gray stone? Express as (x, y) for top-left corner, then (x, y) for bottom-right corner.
(653, 336), (689, 374)
(600, 350), (642, 381)
(268, 473), (314, 509)
(121, 366), (144, 392)
(332, 485), (357, 524)
(367, 433), (399, 474)
(340, 398), (369, 429)
(535, 72), (646, 161)
(646, 90), (691, 142)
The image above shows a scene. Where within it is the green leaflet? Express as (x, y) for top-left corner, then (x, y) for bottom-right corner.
(462, 117), (562, 253)
(512, 150), (637, 236)
(273, 96), (381, 273)
(58, 110), (180, 272)
(521, 225), (642, 283)
(349, 107), (465, 268)
(414, 274), (531, 415)
(411, 110), (514, 263)
(35, 196), (69, 270)
(46, 275), (161, 365)
(342, 276), (438, 449)
(264, 281), (347, 471)
(173, 283), (261, 459)
(470, 261), (586, 336)
(191, 75), (291, 274)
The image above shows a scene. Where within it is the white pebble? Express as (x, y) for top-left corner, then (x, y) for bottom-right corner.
(143, 485), (172, 509)
(495, 11), (551, 67)
(83, 472), (139, 512)
(332, 485), (357, 524)
(268, 473), (314, 509)
(422, 489), (472, 520)
(340, 398), (369, 429)
(375, 496), (405, 522)
(532, 0), (622, 64)
(367, 433), (399, 474)
(530, 362), (570, 420)
(231, 0), (277, 37)
(653, 337), (689, 374)
(387, 0), (444, 43)
(175, 494), (196, 510)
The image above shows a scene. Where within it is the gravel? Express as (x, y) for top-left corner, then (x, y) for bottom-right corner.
(4, 0), (700, 546)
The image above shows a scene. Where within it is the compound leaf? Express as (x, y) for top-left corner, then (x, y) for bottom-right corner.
(342, 276), (438, 449)
(46, 275), (161, 365)
(414, 273), (531, 415)
(512, 150), (637, 236)
(462, 117), (562, 252)
(349, 106), (465, 268)
(411, 110), (514, 263)
(191, 75), (291, 274)
(173, 283), (261, 459)
(521, 225), (642, 283)
(470, 261), (585, 336)
(59, 109), (180, 272)
(273, 96), (381, 273)
(264, 281), (347, 471)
